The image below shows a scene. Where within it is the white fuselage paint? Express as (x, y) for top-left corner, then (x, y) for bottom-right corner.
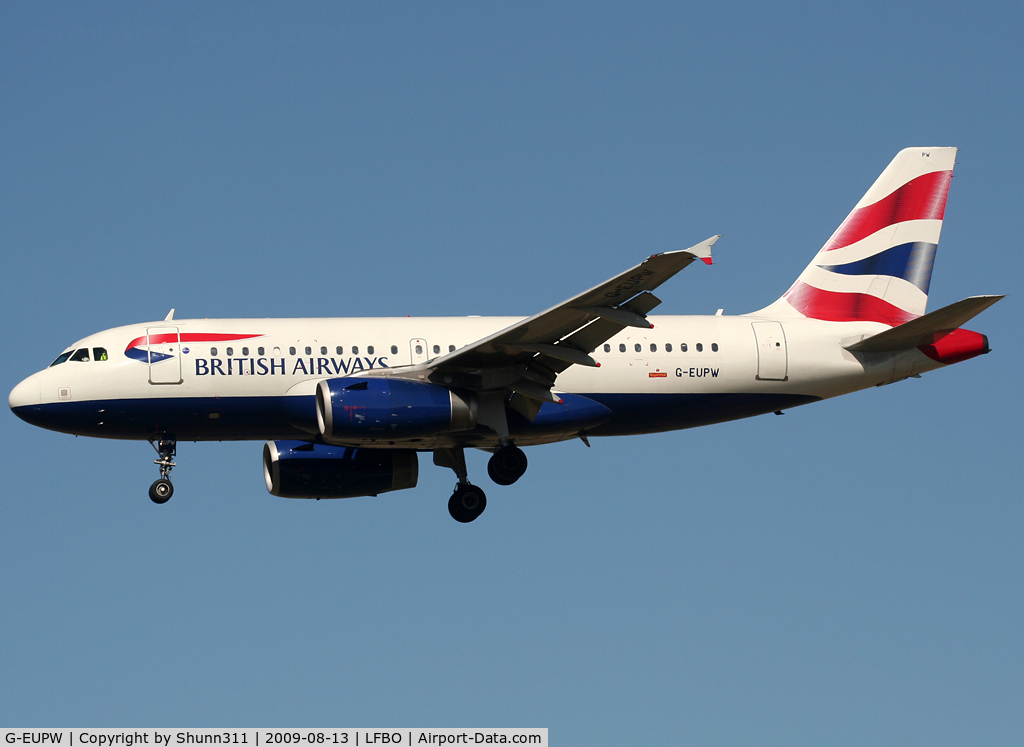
(11, 313), (946, 448)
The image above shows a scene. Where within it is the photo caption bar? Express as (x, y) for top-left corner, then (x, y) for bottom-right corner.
(2, 730), (547, 747)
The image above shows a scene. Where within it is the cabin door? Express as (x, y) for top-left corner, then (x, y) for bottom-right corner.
(751, 322), (788, 381)
(147, 326), (183, 385)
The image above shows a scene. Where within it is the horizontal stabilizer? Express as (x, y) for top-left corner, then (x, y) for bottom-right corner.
(844, 295), (1004, 352)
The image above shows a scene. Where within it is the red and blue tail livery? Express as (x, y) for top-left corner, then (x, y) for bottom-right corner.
(10, 147), (1001, 522)
(768, 147), (956, 326)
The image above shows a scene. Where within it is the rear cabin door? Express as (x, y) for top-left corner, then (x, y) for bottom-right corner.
(147, 326), (183, 384)
(751, 322), (788, 381)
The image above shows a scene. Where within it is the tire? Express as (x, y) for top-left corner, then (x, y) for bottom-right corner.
(487, 445), (528, 486)
(149, 478), (173, 504)
(448, 484), (487, 522)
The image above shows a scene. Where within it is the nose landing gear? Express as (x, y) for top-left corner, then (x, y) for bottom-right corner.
(148, 438), (176, 504)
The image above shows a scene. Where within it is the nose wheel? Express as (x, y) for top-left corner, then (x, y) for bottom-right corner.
(149, 478), (173, 504)
(148, 438), (177, 504)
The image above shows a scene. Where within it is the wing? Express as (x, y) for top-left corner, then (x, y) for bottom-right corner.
(384, 236), (719, 417)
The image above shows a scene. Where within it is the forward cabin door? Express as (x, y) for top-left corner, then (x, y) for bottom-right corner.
(147, 326), (183, 384)
(751, 322), (788, 381)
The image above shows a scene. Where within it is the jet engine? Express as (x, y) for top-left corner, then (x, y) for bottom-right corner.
(263, 440), (418, 499)
(316, 377), (476, 443)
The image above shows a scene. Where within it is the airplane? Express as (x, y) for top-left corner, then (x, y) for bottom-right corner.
(9, 147), (1002, 522)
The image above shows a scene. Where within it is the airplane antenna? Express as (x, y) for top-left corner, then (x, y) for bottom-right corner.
(164, 309), (175, 321)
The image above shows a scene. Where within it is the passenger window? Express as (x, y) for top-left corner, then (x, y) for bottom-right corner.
(665, 343), (673, 353)
(50, 351), (73, 367)
(449, 345), (455, 352)
(320, 346), (327, 355)
(391, 345), (398, 355)
(696, 343), (703, 352)
(242, 347), (249, 356)
(681, 343), (688, 352)
(226, 347), (234, 356)
(258, 347), (265, 356)
(712, 343), (719, 352)
(603, 344), (611, 352)
(415, 345), (423, 355)
(92, 347), (108, 361)
(336, 346), (343, 355)
(368, 346), (375, 355)
(352, 346), (359, 355)
(433, 345), (440, 354)
(619, 344), (626, 352)
(634, 343), (641, 353)
(650, 344), (657, 352)
(288, 347), (296, 355)
(211, 347), (218, 356)
(70, 348), (90, 362)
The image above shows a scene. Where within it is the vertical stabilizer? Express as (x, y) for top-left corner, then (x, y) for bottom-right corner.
(757, 147), (956, 325)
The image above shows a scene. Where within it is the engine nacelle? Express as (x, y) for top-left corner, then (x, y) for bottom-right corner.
(263, 440), (418, 499)
(316, 377), (476, 442)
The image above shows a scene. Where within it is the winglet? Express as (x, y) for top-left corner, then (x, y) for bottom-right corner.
(683, 235), (719, 266)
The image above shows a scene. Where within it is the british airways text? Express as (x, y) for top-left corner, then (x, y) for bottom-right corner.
(194, 356), (389, 376)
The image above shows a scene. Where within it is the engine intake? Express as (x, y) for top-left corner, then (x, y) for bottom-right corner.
(316, 377), (476, 443)
(263, 440), (418, 499)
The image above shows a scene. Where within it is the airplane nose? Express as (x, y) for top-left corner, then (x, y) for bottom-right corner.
(9, 374), (41, 411)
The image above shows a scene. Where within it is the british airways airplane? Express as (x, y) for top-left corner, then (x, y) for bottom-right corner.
(9, 147), (1002, 521)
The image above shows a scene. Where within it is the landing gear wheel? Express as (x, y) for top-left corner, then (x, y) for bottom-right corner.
(448, 484), (487, 523)
(487, 445), (528, 486)
(149, 478), (173, 504)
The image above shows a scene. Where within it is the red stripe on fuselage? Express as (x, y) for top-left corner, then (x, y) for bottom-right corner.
(822, 170), (952, 252)
(125, 332), (263, 351)
(785, 281), (918, 326)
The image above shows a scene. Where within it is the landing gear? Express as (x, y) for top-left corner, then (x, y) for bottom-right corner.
(487, 444), (528, 485)
(448, 483), (487, 523)
(434, 447), (487, 523)
(149, 478), (173, 504)
(148, 438), (177, 505)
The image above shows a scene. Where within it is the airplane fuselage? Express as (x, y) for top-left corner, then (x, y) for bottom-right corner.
(9, 313), (942, 448)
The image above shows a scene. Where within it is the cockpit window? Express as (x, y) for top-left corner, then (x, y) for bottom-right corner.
(69, 348), (90, 362)
(93, 347), (108, 361)
(50, 350), (73, 367)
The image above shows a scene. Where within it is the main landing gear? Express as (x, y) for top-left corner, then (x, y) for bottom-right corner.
(449, 483), (487, 524)
(487, 444), (528, 485)
(148, 438), (176, 504)
(434, 448), (486, 523)
(434, 442), (529, 523)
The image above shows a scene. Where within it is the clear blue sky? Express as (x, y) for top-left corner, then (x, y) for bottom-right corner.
(2, 2), (1022, 742)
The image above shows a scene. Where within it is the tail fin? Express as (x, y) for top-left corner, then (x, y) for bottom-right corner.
(758, 147), (956, 326)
